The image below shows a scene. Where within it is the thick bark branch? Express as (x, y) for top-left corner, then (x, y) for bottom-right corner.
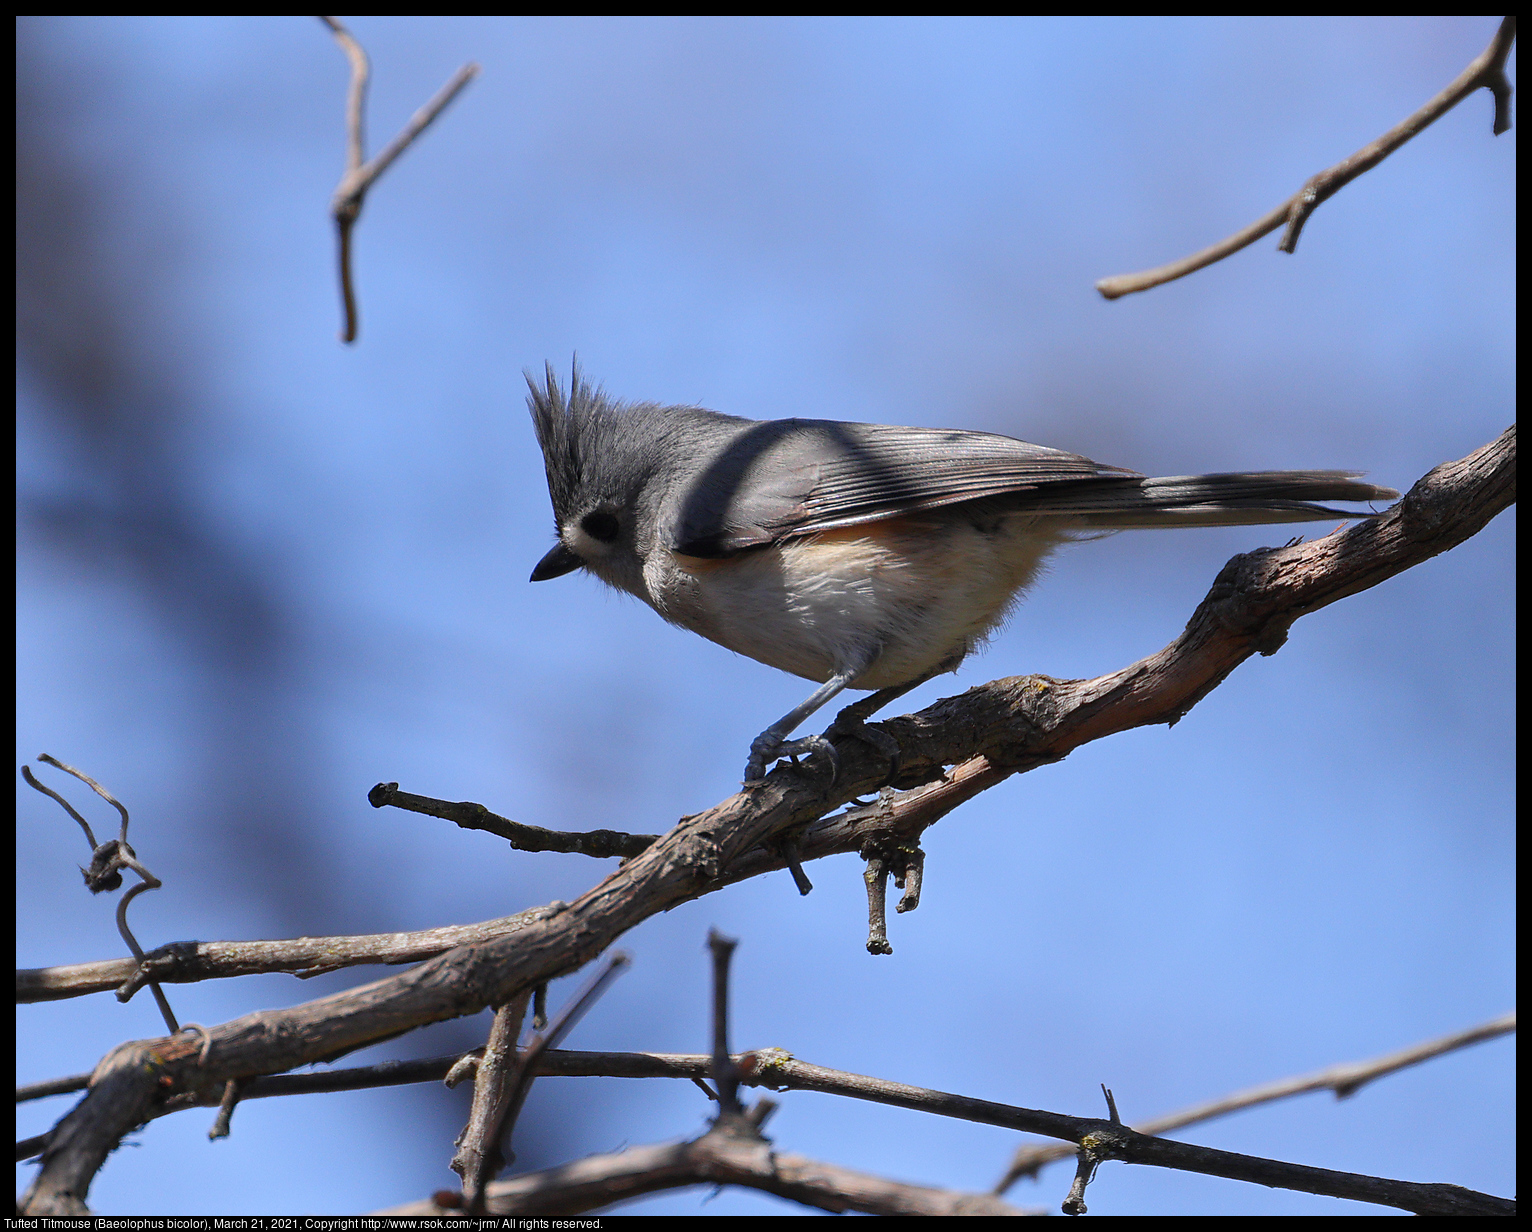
(18, 427), (1513, 1215)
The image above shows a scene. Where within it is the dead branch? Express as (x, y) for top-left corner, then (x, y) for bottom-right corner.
(1096, 18), (1515, 299)
(368, 781), (658, 858)
(17, 904), (566, 1003)
(376, 1047), (1512, 1216)
(20, 1024), (1515, 1216)
(994, 1010), (1518, 1189)
(383, 1131), (1046, 1217)
(17, 426), (1513, 1215)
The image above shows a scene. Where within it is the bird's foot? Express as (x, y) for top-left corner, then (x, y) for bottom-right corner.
(743, 731), (840, 785)
(826, 709), (902, 777)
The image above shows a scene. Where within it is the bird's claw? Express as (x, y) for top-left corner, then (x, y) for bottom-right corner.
(744, 732), (840, 785)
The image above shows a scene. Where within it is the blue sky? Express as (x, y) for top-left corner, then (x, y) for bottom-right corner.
(17, 17), (1513, 1216)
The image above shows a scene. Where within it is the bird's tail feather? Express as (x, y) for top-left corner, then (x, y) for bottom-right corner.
(1023, 471), (1398, 529)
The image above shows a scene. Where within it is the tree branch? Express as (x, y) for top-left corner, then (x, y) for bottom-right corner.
(17, 427), (1513, 1215)
(1096, 18), (1516, 300)
(368, 781), (657, 858)
(384, 1130), (1047, 1217)
(17, 904), (567, 1003)
(21, 1026), (1515, 1216)
(994, 1010), (1518, 1189)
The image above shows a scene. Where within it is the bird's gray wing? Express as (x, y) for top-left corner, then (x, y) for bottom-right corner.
(667, 418), (1137, 556)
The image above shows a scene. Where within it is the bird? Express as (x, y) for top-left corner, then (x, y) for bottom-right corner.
(526, 365), (1397, 782)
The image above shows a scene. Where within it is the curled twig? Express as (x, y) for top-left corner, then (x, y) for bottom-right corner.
(22, 758), (178, 1033)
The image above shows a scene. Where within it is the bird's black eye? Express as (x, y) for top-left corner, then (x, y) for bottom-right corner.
(581, 511), (620, 543)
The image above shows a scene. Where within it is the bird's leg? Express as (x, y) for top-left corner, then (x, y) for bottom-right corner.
(743, 668), (861, 783)
(824, 661), (954, 776)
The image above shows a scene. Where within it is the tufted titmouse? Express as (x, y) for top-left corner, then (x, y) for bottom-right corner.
(527, 366), (1398, 782)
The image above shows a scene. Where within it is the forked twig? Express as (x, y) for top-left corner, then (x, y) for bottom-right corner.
(318, 16), (479, 342)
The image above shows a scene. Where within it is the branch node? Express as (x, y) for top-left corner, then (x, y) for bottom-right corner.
(444, 1048), (484, 1089)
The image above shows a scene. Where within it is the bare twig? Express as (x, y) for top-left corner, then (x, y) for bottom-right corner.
(1096, 17), (1516, 299)
(706, 930), (745, 1119)
(447, 956), (639, 1209)
(319, 17), (479, 343)
(496, 956), (628, 1158)
(17, 1074), (93, 1103)
(368, 1048), (1510, 1217)
(369, 781), (658, 858)
(381, 1134), (1047, 1217)
(18, 429), (1513, 1216)
(17, 1134), (52, 1164)
(19, 1019), (1514, 1216)
(17, 903), (568, 1003)
(995, 1010), (1518, 1190)
(1061, 1148), (1098, 1216)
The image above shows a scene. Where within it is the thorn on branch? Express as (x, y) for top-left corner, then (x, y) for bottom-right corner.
(1101, 1084), (1121, 1124)
(780, 836), (814, 896)
(745, 1096), (779, 1130)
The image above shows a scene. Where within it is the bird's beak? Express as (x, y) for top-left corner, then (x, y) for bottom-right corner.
(530, 542), (582, 582)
